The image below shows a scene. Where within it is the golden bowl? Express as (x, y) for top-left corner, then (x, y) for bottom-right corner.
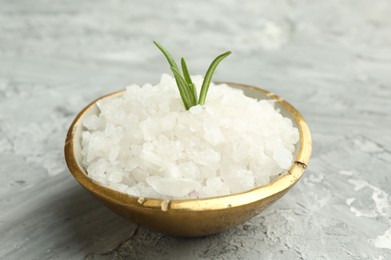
(64, 83), (311, 237)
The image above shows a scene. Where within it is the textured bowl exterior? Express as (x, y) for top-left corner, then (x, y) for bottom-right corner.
(64, 83), (312, 237)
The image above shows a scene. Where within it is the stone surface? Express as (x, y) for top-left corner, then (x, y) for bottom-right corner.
(0, 0), (390, 259)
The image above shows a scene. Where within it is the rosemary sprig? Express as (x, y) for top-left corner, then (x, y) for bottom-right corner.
(198, 51), (231, 106)
(153, 41), (231, 110)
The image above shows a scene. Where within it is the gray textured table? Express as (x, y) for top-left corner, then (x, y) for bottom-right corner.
(1, 1), (390, 259)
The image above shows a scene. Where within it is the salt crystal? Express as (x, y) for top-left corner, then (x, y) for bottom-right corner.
(131, 168), (149, 182)
(158, 113), (177, 132)
(189, 105), (203, 115)
(140, 118), (159, 141)
(83, 114), (104, 130)
(107, 166), (123, 183)
(87, 158), (107, 176)
(189, 147), (221, 168)
(125, 158), (139, 172)
(203, 123), (225, 145)
(178, 161), (200, 180)
(272, 146), (293, 169)
(108, 146), (119, 162)
(126, 185), (142, 197)
(146, 176), (201, 198)
(221, 166), (255, 193)
(159, 162), (181, 178)
(202, 177), (225, 197)
(107, 182), (127, 192)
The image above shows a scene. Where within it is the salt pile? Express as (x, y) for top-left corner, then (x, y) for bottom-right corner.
(81, 74), (299, 199)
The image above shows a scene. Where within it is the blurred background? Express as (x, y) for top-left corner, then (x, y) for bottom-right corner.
(1, 0), (390, 259)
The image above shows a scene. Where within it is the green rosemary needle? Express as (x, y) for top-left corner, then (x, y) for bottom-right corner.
(181, 57), (197, 105)
(198, 51), (231, 106)
(153, 41), (231, 110)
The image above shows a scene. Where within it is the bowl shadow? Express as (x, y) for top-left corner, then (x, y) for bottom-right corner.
(52, 183), (137, 256)
(53, 182), (269, 259)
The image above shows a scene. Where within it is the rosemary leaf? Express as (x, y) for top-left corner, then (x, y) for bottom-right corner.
(170, 67), (196, 109)
(153, 41), (180, 71)
(181, 57), (197, 105)
(154, 41), (193, 109)
(198, 51), (231, 106)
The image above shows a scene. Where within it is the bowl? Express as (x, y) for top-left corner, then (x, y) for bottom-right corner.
(64, 82), (311, 237)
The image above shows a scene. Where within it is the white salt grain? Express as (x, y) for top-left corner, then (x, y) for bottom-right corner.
(81, 74), (299, 199)
(146, 176), (202, 198)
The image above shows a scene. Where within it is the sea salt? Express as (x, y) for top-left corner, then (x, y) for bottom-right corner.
(81, 74), (299, 199)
